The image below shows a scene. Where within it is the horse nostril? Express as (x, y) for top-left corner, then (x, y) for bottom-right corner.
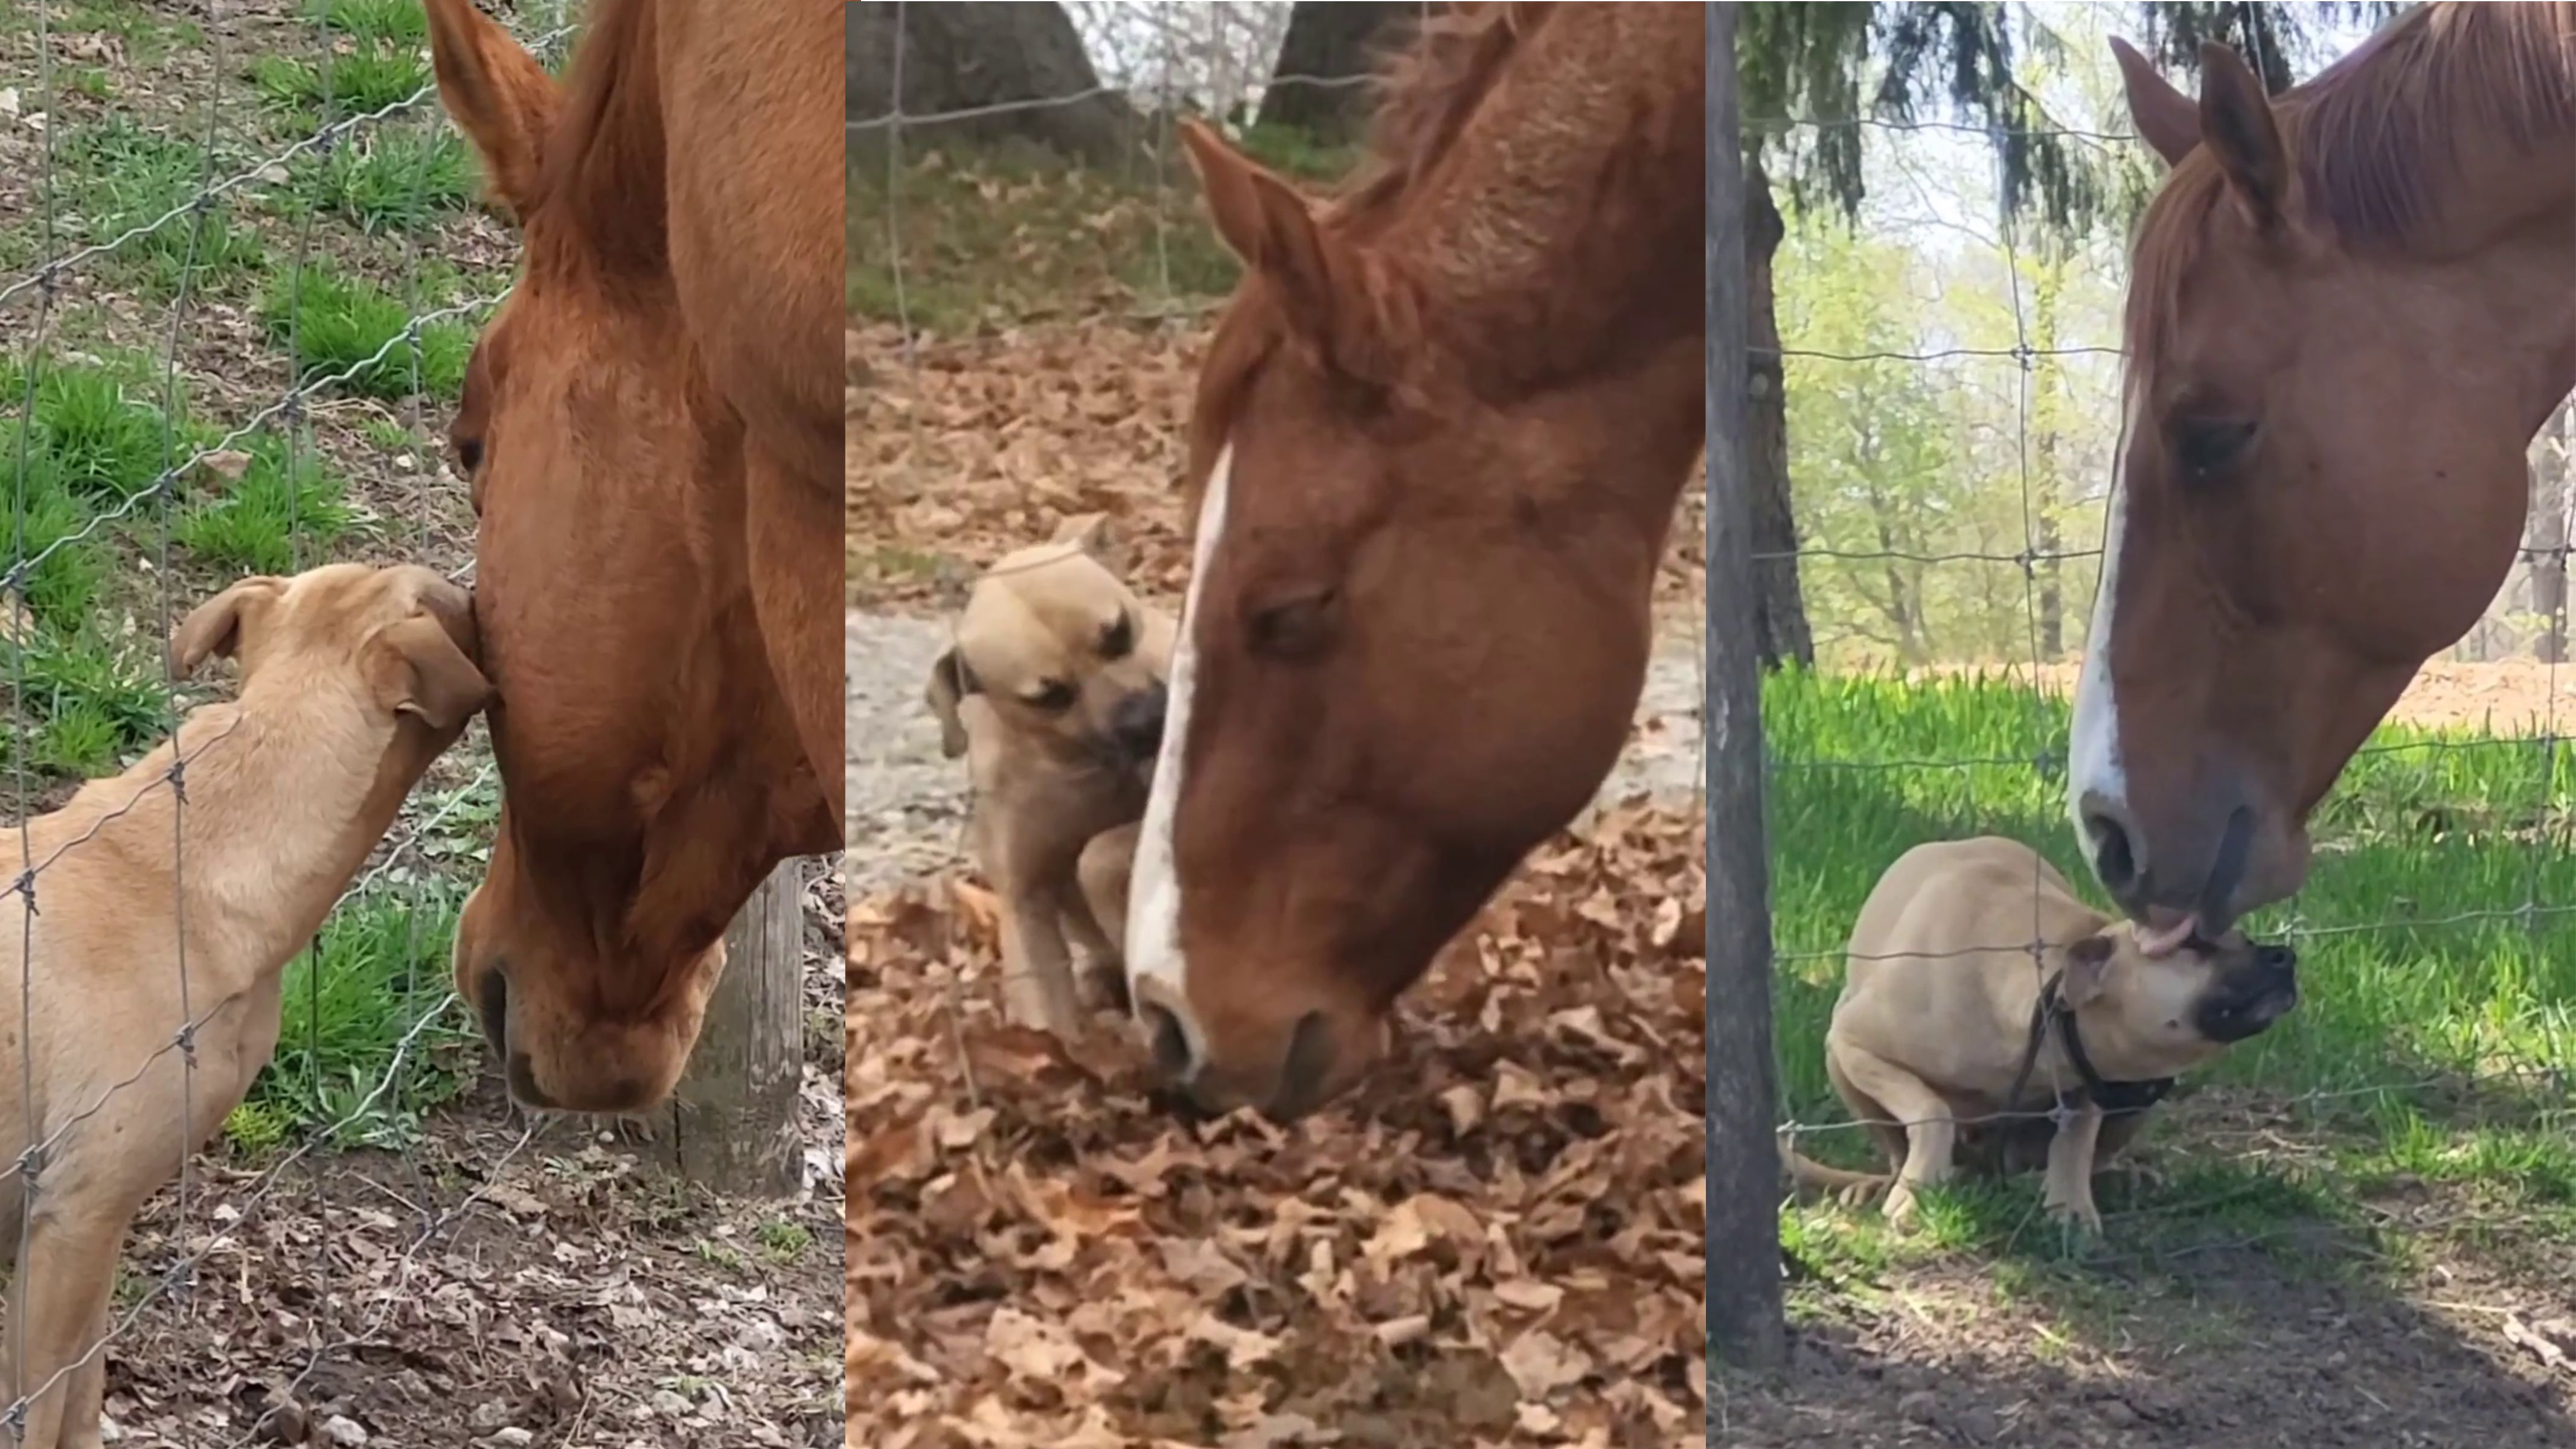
(2085, 808), (2138, 893)
(1142, 1000), (1192, 1079)
(475, 964), (510, 1051)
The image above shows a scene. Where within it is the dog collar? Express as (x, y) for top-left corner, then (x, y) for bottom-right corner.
(2005, 973), (2178, 1119)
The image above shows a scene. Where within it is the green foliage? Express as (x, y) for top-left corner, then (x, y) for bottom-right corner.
(260, 266), (469, 400)
(291, 127), (475, 233)
(249, 891), (476, 1150)
(173, 433), (353, 572)
(59, 117), (265, 295)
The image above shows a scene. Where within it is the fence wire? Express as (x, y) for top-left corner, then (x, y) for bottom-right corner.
(1714, 43), (2576, 1281)
(1, 4), (571, 1439)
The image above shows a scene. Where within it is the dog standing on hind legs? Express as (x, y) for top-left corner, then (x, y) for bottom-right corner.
(925, 516), (1171, 1038)
(0, 563), (488, 1448)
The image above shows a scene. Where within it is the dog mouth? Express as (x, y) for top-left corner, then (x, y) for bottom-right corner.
(2194, 977), (2300, 1044)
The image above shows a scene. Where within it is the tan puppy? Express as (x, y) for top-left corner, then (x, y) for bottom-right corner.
(1786, 836), (2299, 1235)
(925, 517), (1173, 1036)
(0, 563), (487, 1448)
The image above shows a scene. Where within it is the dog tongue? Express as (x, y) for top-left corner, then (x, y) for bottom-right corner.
(2135, 911), (2199, 958)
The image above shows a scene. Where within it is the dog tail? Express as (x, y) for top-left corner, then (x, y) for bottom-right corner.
(1776, 1130), (1894, 1199)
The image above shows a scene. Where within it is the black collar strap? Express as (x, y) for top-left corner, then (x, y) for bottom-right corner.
(2004, 972), (2177, 1120)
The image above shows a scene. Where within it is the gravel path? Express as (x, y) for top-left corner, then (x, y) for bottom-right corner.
(844, 609), (1708, 895)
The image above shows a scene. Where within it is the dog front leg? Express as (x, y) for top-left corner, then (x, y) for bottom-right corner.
(2042, 1101), (2107, 1236)
(3, 1206), (123, 1449)
(1831, 1046), (1955, 1230)
(997, 889), (1084, 1038)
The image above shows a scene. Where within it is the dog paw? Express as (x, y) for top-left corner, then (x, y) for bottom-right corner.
(1883, 1184), (1923, 1230)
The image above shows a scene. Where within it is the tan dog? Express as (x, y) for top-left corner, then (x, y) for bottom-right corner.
(0, 563), (488, 1447)
(925, 517), (1173, 1036)
(1785, 836), (2299, 1235)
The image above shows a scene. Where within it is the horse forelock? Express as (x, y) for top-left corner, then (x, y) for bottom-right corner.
(1333, 2), (1550, 235)
(2126, 2), (2576, 383)
(526, 0), (668, 285)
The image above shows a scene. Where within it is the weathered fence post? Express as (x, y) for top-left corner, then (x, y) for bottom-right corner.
(1704, 0), (1789, 1371)
(644, 858), (809, 1196)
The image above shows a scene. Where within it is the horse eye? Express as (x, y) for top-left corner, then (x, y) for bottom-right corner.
(1247, 590), (1337, 659)
(2174, 418), (2257, 478)
(1028, 679), (1076, 712)
(1100, 612), (1134, 659)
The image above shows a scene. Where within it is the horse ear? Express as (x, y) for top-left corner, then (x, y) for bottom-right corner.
(425, 0), (561, 222)
(1179, 121), (1372, 373)
(2196, 40), (2293, 231)
(2110, 38), (2197, 168)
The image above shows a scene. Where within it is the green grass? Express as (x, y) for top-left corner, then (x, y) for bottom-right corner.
(173, 433), (353, 572)
(306, 0), (428, 46)
(58, 117), (266, 296)
(1767, 670), (2576, 1327)
(242, 889), (476, 1151)
(289, 126), (475, 233)
(259, 264), (469, 401)
(0, 626), (172, 775)
(248, 45), (431, 129)
(849, 128), (1364, 334)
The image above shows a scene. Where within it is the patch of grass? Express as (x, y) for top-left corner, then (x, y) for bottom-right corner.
(64, 0), (199, 60)
(306, 0), (428, 46)
(260, 266), (470, 401)
(173, 434), (353, 572)
(1766, 669), (2576, 1329)
(17, 361), (174, 502)
(248, 45), (431, 129)
(249, 891), (475, 1149)
(290, 126), (475, 233)
(0, 627), (171, 775)
(60, 117), (267, 296)
(757, 1220), (813, 1262)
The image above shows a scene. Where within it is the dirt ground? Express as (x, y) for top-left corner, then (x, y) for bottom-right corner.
(2, 5), (845, 1442)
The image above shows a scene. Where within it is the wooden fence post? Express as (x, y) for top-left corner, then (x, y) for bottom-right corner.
(644, 858), (809, 1196)
(1705, 0), (1790, 1372)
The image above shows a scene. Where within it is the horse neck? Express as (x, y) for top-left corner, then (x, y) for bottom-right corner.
(1381, 15), (1702, 399)
(2433, 141), (2576, 432)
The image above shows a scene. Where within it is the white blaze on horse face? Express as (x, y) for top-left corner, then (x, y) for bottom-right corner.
(2068, 399), (2136, 852)
(1125, 443), (1232, 1042)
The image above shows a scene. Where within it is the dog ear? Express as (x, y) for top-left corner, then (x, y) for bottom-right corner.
(924, 647), (978, 759)
(369, 611), (495, 731)
(1049, 512), (1113, 557)
(170, 575), (287, 680)
(2061, 933), (2119, 1008)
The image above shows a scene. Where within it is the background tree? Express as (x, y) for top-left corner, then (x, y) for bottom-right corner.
(1256, 2), (1412, 140)
(846, 1), (1138, 165)
(1733, 1), (2406, 672)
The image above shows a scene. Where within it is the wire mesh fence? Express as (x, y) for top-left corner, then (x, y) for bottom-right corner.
(0, 1), (575, 1439)
(1705, 3), (2576, 1361)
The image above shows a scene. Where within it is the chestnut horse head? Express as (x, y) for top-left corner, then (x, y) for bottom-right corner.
(2072, 6), (2576, 945)
(426, 0), (838, 1112)
(1125, 4), (1705, 1119)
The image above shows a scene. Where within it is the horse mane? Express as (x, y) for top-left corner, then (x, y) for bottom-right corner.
(2127, 2), (2576, 378)
(1184, 2), (1548, 506)
(1331, 2), (1553, 235)
(527, 0), (668, 283)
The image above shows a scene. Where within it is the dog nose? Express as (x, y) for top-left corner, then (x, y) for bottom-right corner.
(2077, 790), (2145, 900)
(1112, 685), (1166, 758)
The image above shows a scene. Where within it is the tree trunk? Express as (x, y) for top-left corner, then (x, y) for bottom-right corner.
(2534, 398), (2575, 663)
(846, 1), (1136, 167)
(641, 860), (809, 1197)
(1743, 154), (1815, 671)
(1255, 2), (1411, 141)
(2031, 252), (2065, 659)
